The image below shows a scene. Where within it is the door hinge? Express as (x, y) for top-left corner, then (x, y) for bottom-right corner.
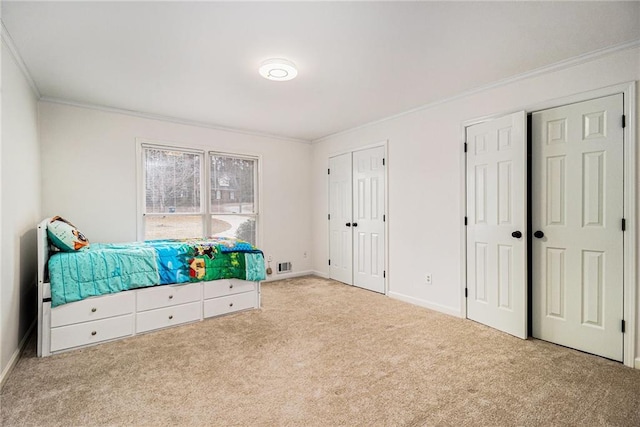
(622, 115), (626, 129)
(328, 213), (330, 220)
(328, 168), (330, 175)
(464, 216), (468, 226)
(464, 288), (468, 298)
(622, 319), (626, 333)
(383, 214), (386, 222)
(464, 142), (468, 153)
(383, 158), (386, 166)
(328, 259), (331, 266)
(383, 271), (386, 278)
(622, 218), (626, 231)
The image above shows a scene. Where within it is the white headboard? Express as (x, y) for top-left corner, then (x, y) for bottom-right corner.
(37, 217), (53, 357)
(37, 218), (51, 287)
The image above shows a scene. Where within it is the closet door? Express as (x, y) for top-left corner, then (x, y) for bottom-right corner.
(352, 146), (385, 293)
(329, 146), (386, 293)
(329, 153), (353, 285)
(531, 94), (624, 361)
(466, 111), (527, 339)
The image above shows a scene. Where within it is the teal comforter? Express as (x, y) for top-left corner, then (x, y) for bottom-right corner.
(48, 238), (265, 307)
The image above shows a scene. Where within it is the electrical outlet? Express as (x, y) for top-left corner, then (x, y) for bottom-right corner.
(425, 273), (432, 285)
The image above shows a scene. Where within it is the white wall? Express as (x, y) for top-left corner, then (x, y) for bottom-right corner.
(311, 47), (640, 341)
(0, 17), (3, 381)
(38, 102), (313, 279)
(1, 41), (41, 379)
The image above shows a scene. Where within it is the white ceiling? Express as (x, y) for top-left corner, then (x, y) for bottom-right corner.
(3, 1), (640, 142)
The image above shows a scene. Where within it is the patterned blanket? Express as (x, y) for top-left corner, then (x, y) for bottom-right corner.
(48, 237), (265, 307)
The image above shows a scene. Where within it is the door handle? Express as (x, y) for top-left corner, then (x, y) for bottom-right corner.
(352, 223), (358, 227)
(511, 231), (522, 239)
(534, 230), (544, 239)
(345, 222), (351, 227)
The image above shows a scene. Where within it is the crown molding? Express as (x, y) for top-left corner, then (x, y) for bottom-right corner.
(38, 97), (312, 144)
(4, 9), (637, 146)
(312, 38), (640, 143)
(2, 16), (309, 144)
(1, 20), (41, 98)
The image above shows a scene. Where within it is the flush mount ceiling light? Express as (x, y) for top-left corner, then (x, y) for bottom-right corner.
(259, 58), (298, 81)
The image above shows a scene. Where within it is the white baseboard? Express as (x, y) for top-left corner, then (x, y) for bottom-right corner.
(310, 270), (330, 279)
(0, 319), (36, 388)
(634, 358), (640, 370)
(262, 270), (315, 282)
(388, 291), (463, 318)
(261, 274), (462, 320)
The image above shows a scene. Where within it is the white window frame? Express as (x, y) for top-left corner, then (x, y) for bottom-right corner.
(138, 143), (206, 239)
(208, 151), (259, 243)
(136, 141), (260, 245)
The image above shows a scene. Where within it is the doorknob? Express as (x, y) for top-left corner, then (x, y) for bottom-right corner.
(534, 230), (544, 239)
(345, 222), (351, 227)
(511, 231), (522, 239)
(352, 223), (358, 227)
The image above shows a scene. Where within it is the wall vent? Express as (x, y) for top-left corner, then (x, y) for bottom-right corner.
(277, 262), (292, 274)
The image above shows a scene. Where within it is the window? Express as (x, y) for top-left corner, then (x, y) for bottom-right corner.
(143, 147), (203, 240)
(141, 145), (258, 244)
(209, 153), (258, 244)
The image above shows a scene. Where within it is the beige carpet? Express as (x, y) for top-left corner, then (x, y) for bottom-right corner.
(2, 276), (640, 426)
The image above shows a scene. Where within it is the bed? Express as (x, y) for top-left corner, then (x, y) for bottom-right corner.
(37, 218), (265, 357)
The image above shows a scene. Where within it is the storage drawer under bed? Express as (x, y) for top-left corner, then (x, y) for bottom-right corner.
(136, 301), (202, 333)
(50, 314), (134, 352)
(136, 282), (201, 312)
(203, 291), (257, 318)
(51, 291), (135, 328)
(203, 279), (256, 299)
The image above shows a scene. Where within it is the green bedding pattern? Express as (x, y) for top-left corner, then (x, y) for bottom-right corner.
(187, 252), (265, 282)
(48, 239), (266, 307)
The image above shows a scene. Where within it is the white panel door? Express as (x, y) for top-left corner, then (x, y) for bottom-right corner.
(329, 153), (353, 285)
(352, 146), (385, 293)
(532, 94), (624, 361)
(466, 111), (527, 339)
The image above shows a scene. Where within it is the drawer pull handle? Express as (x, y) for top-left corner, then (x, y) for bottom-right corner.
(229, 284), (233, 289)
(91, 331), (97, 336)
(169, 315), (173, 320)
(169, 295), (174, 300)
(91, 308), (97, 313)
(229, 303), (234, 307)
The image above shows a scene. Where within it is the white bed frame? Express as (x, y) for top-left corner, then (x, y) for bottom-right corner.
(37, 219), (261, 357)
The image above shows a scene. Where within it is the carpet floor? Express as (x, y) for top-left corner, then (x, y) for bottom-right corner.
(2, 276), (640, 426)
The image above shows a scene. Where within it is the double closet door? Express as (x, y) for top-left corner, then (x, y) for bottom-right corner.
(329, 146), (385, 293)
(466, 94), (625, 361)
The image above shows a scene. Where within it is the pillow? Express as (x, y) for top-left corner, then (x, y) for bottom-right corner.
(47, 216), (90, 251)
